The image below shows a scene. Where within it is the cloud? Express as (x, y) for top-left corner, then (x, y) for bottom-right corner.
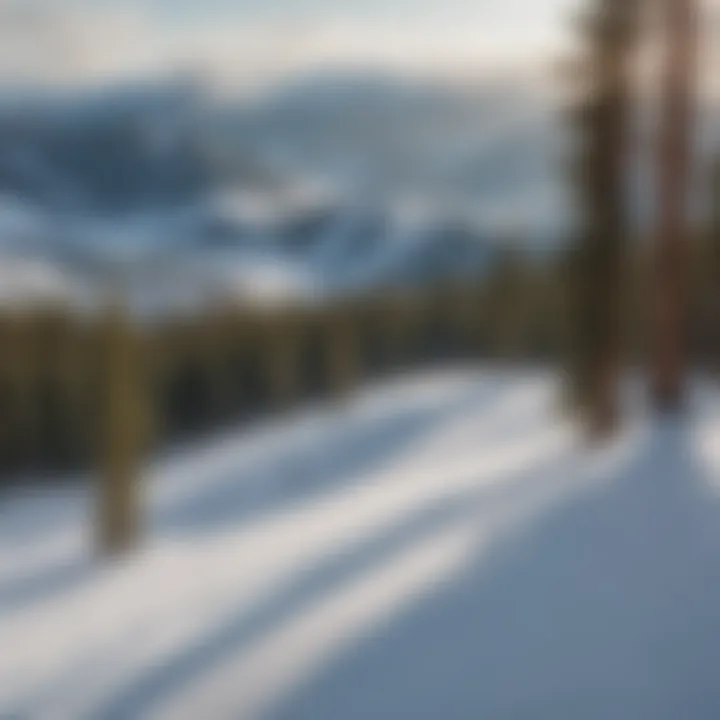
(0, 1), (164, 84)
(0, 0), (571, 91)
(4, 0), (718, 101)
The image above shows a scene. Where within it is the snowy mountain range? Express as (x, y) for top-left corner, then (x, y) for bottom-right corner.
(0, 72), (564, 311)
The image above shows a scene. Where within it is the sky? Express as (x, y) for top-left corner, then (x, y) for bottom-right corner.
(0, 0), (580, 91)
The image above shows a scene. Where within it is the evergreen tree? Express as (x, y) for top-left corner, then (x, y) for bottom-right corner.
(707, 161), (720, 369)
(97, 302), (146, 556)
(324, 302), (360, 401)
(566, 0), (639, 437)
(485, 243), (533, 361)
(264, 309), (303, 409)
(651, 0), (698, 412)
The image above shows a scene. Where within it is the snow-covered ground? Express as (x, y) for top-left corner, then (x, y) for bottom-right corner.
(2, 369), (720, 719)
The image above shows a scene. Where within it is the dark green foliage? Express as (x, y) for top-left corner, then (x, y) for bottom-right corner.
(483, 245), (536, 362)
(0, 265), (535, 483)
(322, 302), (361, 401)
(262, 309), (305, 409)
(14, 226), (720, 487)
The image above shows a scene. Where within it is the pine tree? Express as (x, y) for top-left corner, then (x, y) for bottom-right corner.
(708, 161), (720, 369)
(566, 0), (639, 437)
(324, 302), (360, 401)
(651, 0), (697, 412)
(97, 302), (146, 556)
(485, 244), (532, 362)
(264, 309), (303, 409)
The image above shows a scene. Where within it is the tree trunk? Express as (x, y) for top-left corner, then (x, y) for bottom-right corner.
(97, 303), (145, 556)
(568, 0), (639, 439)
(651, 0), (697, 412)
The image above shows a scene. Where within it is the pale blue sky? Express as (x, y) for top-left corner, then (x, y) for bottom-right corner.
(90, 0), (568, 25)
(5, 0), (580, 88)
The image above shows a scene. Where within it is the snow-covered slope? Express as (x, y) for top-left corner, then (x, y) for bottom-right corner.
(0, 198), (494, 312)
(3, 369), (720, 718)
(0, 255), (93, 309)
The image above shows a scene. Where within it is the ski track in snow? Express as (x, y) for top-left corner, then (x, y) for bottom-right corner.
(2, 369), (720, 719)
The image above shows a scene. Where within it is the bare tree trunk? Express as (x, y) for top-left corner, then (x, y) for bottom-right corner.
(568, 0), (639, 440)
(710, 162), (720, 372)
(97, 303), (145, 556)
(651, 0), (697, 412)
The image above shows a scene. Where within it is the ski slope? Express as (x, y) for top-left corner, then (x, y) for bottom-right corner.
(2, 369), (720, 719)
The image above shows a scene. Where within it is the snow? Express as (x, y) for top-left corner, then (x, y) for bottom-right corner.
(0, 256), (91, 309)
(2, 369), (720, 719)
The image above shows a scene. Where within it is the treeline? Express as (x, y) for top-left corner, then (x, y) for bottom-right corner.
(2, 231), (719, 489)
(0, 255), (564, 487)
